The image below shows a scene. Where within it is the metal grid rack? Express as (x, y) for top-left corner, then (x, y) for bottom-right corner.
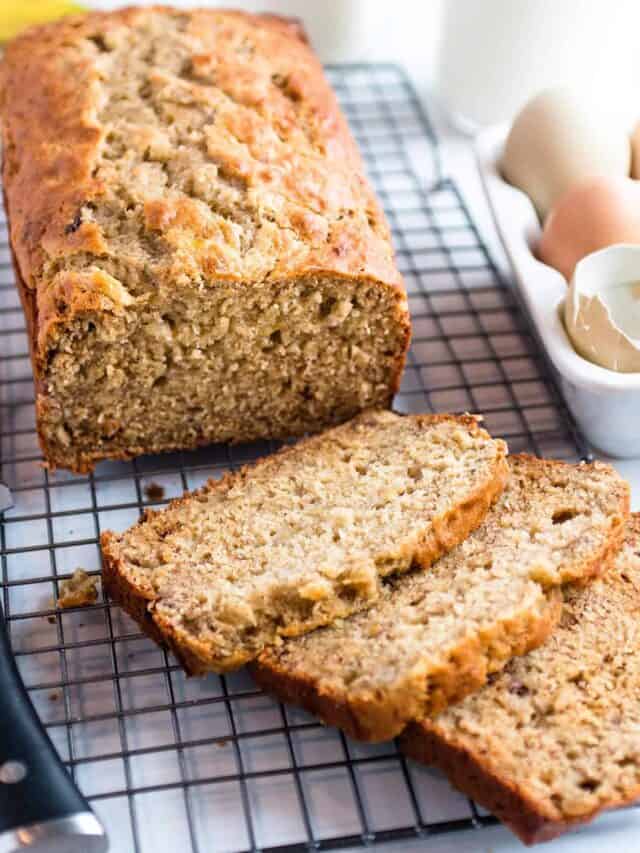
(0, 64), (589, 853)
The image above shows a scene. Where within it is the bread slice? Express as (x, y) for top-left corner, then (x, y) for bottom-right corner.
(401, 514), (640, 846)
(251, 456), (629, 741)
(101, 410), (508, 673)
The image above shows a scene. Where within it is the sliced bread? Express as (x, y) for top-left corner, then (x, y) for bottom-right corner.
(251, 456), (629, 741)
(101, 410), (508, 672)
(401, 514), (640, 845)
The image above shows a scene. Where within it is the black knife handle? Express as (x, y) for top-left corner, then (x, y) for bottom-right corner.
(0, 607), (107, 852)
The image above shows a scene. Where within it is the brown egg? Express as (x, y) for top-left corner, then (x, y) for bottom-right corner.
(538, 176), (640, 282)
(631, 122), (640, 179)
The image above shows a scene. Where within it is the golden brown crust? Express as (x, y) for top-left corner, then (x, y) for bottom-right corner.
(400, 514), (640, 845)
(101, 527), (200, 671)
(101, 412), (507, 674)
(0, 5), (404, 325)
(1, 7), (401, 296)
(0, 6), (409, 472)
(401, 723), (568, 844)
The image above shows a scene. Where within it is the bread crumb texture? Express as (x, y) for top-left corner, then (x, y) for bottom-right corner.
(401, 515), (640, 845)
(101, 411), (508, 672)
(253, 455), (629, 741)
(57, 569), (99, 608)
(0, 8), (409, 471)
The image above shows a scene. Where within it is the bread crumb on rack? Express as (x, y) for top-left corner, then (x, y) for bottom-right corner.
(46, 598), (57, 624)
(56, 569), (99, 608)
(144, 482), (165, 502)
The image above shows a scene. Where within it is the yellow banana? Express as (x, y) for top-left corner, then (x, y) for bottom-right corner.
(0, 1), (85, 42)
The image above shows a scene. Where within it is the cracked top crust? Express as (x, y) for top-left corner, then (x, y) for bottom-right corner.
(0, 6), (403, 363)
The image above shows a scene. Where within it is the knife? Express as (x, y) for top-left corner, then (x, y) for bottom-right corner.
(0, 605), (108, 852)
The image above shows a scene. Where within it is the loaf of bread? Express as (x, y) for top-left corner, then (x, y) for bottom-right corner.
(101, 411), (508, 672)
(0, 7), (410, 472)
(252, 456), (629, 741)
(401, 515), (640, 845)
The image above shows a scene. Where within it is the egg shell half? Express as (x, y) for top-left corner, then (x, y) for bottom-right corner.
(565, 244), (640, 373)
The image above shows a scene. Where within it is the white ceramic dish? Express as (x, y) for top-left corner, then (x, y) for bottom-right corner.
(475, 124), (640, 458)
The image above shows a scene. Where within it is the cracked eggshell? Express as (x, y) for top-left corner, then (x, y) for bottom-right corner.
(501, 89), (630, 220)
(565, 244), (640, 373)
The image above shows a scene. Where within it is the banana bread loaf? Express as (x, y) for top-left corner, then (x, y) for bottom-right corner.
(401, 515), (640, 845)
(101, 411), (508, 673)
(0, 7), (410, 472)
(252, 455), (629, 741)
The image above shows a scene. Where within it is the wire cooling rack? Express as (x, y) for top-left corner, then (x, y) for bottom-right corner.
(0, 64), (590, 853)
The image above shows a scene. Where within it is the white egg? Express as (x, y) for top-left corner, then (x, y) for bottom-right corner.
(501, 89), (630, 220)
(565, 245), (640, 373)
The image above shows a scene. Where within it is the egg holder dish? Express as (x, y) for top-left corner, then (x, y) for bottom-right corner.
(476, 124), (640, 458)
